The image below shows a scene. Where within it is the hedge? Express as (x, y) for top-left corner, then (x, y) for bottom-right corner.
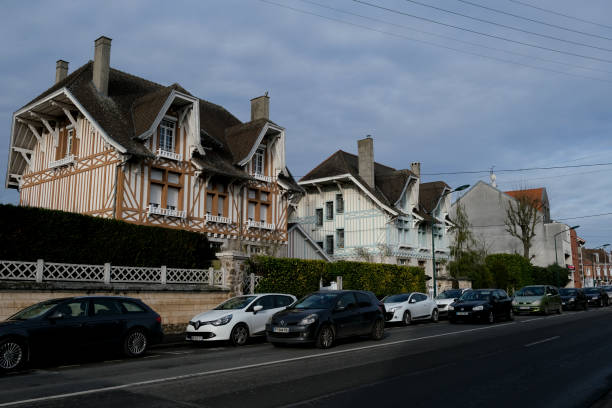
(251, 256), (426, 298)
(0, 204), (215, 268)
(485, 253), (533, 292)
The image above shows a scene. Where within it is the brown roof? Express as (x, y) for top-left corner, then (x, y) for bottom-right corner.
(419, 181), (450, 214)
(224, 118), (269, 164)
(504, 188), (545, 211)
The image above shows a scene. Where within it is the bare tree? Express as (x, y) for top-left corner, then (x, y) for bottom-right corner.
(354, 247), (373, 263)
(505, 194), (542, 261)
(377, 243), (393, 263)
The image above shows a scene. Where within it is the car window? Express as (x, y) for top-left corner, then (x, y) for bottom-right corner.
(355, 292), (372, 308)
(92, 299), (123, 316)
(498, 290), (508, 299)
(336, 293), (357, 309)
(56, 300), (88, 318)
(121, 301), (147, 313)
(253, 295), (275, 310)
(275, 295), (294, 308)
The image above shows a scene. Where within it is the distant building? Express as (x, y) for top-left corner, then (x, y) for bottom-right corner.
(580, 248), (612, 287)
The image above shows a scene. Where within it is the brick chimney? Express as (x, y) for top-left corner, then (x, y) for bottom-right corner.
(55, 60), (69, 84)
(93, 36), (112, 97)
(357, 136), (375, 188)
(410, 162), (421, 178)
(250, 93), (269, 121)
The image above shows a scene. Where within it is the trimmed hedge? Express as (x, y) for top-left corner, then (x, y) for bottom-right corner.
(0, 204), (214, 268)
(532, 264), (570, 287)
(484, 253), (533, 292)
(251, 256), (426, 298)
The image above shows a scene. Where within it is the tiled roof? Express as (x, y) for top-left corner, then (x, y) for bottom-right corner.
(504, 188), (545, 211)
(419, 181), (450, 214)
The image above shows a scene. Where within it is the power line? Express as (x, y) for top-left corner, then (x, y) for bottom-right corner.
(259, 0), (612, 83)
(353, 0), (612, 64)
(299, 0), (612, 76)
(507, 0), (612, 32)
(455, 0), (612, 42)
(420, 162), (612, 176)
(401, 0), (612, 52)
(557, 212), (612, 221)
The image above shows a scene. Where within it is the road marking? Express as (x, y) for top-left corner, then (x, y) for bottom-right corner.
(0, 322), (514, 407)
(524, 336), (560, 347)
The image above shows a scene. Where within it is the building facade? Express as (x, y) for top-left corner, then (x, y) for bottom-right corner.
(292, 136), (454, 292)
(6, 37), (302, 254)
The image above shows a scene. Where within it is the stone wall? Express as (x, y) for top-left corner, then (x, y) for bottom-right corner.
(0, 281), (230, 334)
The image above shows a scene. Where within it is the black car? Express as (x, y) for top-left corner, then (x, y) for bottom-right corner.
(559, 288), (588, 310)
(0, 296), (163, 372)
(448, 289), (513, 324)
(583, 287), (610, 307)
(266, 290), (385, 349)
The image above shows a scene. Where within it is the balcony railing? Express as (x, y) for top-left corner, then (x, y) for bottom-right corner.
(156, 148), (181, 161)
(253, 173), (273, 183)
(50, 155), (76, 169)
(246, 219), (275, 230)
(205, 213), (231, 224)
(147, 205), (186, 219)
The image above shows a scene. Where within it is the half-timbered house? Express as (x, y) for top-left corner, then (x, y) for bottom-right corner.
(292, 136), (453, 290)
(6, 37), (302, 253)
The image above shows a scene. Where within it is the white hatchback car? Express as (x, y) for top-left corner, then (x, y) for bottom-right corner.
(185, 293), (296, 346)
(383, 292), (439, 325)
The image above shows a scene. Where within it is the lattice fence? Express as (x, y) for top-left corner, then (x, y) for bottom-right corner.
(0, 259), (226, 287)
(242, 273), (264, 294)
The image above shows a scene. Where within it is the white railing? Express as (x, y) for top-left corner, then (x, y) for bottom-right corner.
(0, 259), (227, 287)
(49, 154), (76, 169)
(242, 273), (264, 294)
(205, 213), (231, 224)
(253, 173), (273, 183)
(156, 148), (181, 161)
(148, 205), (187, 219)
(246, 219), (275, 230)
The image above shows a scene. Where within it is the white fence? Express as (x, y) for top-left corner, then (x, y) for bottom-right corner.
(242, 273), (264, 295)
(0, 259), (227, 287)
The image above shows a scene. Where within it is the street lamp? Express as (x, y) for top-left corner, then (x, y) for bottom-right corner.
(431, 184), (469, 298)
(592, 244), (610, 287)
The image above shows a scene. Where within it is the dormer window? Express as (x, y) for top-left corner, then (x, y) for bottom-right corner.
(254, 147), (265, 175)
(159, 119), (175, 152)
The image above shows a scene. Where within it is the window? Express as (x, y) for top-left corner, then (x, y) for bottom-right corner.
(56, 125), (78, 160)
(92, 299), (122, 316)
(66, 128), (74, 156)
(336, 194), (344, 213)
(315, 209), (323, 227)
(326, 235), (334, 255)
(355, 292), (372, 308)
(275, 295), (295, 308)
(247, 188), (270, 222)
(254, 147), (265, 175)
(159, 119), (175, 152)
(252, 295), (275, 311)
(326, 201), (333, 220)
(121, 301), (146, 313)
(205, 180), (228, 217)
(337, 229), (344, 249)
(316, 241), (324, 250)
(56, 300), (88, 318)
(149, 167), (182, 210)
(335, 293), (357, 309)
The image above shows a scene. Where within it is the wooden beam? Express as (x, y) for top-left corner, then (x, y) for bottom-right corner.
(334, 181), (344, 194)
(26, 124), (42, 143)
(12, 146), (33, 155)
(50, 100), (74, 110)
(29, 112), (56, 134)
(29, 111), (59, 121)
(51, 100), (78, 127)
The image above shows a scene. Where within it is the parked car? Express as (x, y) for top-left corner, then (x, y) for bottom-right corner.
(0, 296), (163, 372)
(601, 286), (612, 299)
(448, 289), (513, 324)
(435, 289), (465, 318)
(266, 290), (385, 349)
(186, 293), (296, 346)
(383, 292), (439, 325)
(583, 287), (610, 307)
(512, 285), (562, 315)
(559, 288), (588, 310)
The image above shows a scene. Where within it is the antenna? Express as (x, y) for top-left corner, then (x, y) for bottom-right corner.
(490, 166), (497, 188)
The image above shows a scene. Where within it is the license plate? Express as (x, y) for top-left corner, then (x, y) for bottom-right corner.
(456, 312), (469, 316)
(520, 307), (529, 310)
(273, 327), (289, 333)
(189, 335), (203, 341)
(562, 302), (566, 305)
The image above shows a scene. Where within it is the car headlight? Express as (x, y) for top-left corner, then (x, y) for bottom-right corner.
(512, 300), (518, 305)
(211, 314), (232, 326)
(448, 305), (454, 311)
(592, 296), (599, 300)
(387, 306), (399, 313)
(298, 314), (318, 326)
(473, 305), (484, 311)
(531, 300), (541, 306)
(569, 297), (575, 302)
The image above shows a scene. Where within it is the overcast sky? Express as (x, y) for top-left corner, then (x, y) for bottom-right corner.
(1, 0), (611, 246)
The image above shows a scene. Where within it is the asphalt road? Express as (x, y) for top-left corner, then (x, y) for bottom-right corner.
(1, 307), (611, 408)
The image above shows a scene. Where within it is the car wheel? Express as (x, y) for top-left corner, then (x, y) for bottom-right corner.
(402, 311), (412, 326)
(487, 311), (495, 324)
(370, 319), (385, 341)
(430, 309), (439, 323)
(230, 324), (249, 347)
(507, 308), (514, 321)
(0, 338), (26, 372)
(316, 325), (335, 349)
(123, 328), (148, 358)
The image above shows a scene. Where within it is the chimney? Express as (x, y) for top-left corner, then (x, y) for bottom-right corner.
(357, 136), (375, 188)
(93, 36), (112, 97)
(410, 162), (421, 178)
(250, 93), (270, 121)
(55, 60), (69, 84)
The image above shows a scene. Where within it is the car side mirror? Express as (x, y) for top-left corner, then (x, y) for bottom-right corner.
(253, 305), (263, 314)
(409, 299), (416, 304)
(48, 311), (64, 320)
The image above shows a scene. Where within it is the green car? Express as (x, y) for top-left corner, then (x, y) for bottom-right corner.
(512, 285), (562, 315)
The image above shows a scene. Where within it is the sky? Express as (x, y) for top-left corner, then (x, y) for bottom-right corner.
(1, 0), (611, 247)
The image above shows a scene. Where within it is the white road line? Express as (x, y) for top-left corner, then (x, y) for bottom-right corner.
(0, 322), (514, 407)
(524, 336), (560, 347)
